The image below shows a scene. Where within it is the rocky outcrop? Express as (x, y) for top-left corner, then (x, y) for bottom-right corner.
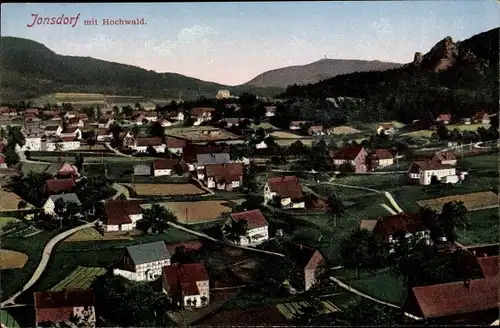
(413, 52), (423, 65)
(419, 36), (459, 72)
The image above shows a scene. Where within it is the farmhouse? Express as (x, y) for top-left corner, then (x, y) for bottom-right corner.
(407, 161), (458, 185)
(55, 137), (81, 151)
(165, 139), (187, 155)
(265, 106), (276, 117)
(371, 213), (431, 252)
(153, 159), (178, 176)
(162, 263), (210, 308)
(203, 163), (244, 191)
(436, 114), (451, 124)
(376, 123), (397, 135)
(19, 135), (42, 151)
(221, 118), (241, 127)
(367, 148), (394, 170)
(132, 137), (166, 153)
(472, 111), (490, 124)
(34, 289), (96, 328)
(99, 200), (143, 233)
(165, 111), (185, 121)
(263, 176), (305, 209)
(183, 144), (231, 171)
(43, 193), (81, 215)
(158, 118), (174, 127)
(44, 125), (62, 137)
(330, 146), (368, 173)
(432, 152), (457, 166)
(308, 125), (324, 136)
(289, 121), (307, 130)
(284, 243), (326, 291)
(115, 241), (172, 281)
(42, 178), (76, 195)
(415, 191), (499, 213)
(190, 107), (215, 125)
(403, 277), (499, 324)
(45, 161), (79, 178)
(226, 209), (269, 245)
(142, 111), (158, 122)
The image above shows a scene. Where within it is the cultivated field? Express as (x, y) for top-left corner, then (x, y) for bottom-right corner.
(0, 190), (33, 212)
(270, 131), (304, 139)
(275, 138), (315, 147)
(276, 300), (340, 320)
(123, 183), (206, 196)
(416, 191), (499, 212)
(0, 217), (19, 229)
(402, 123), (490, 138)
(50, 266), (107, 291)
(64, 228), (104, 242)
(327, 126), (362, 135)
(250, 122), (279, 130)
(147, 200), (235, 224)
(165, 127), (241, 142)
(0, 249), (28, 269)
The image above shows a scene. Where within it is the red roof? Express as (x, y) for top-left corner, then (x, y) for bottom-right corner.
(410, 277), (499, 319)
(163, 263), (209, 297)
(267, 176), (304, 201)
(290, 120), (307, 126)
(285, 242), (325, 270)
(372, 213), (427, 240)
(136, 137), (163, 147)
(0, 154), (5, 164)
(103, 200), (143, 225)
(204, 163), (243, 182)
(410, 160), (455, 171)
(437, 114), (451, 121)
(230, 209), (268, 229)
(44, 178), (75, 193)
(60, 137), (76, 142)
(190, 107), (215, 116)
(34, 290), (95, 324)
(166, 240), (202, 254)
(153, 159), (178, 170)
(478, 256), (499, 277)
(166, 139), (188, 149)
(331, 146), (366, 160)
(433, 152), (457, 162)
(371, 148), (394, 160)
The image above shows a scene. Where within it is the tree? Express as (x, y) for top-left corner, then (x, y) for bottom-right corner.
(439, 201), (468, 241)
(326, 194), (345, 229)
(258, 255), (298, 294)
(142, 204), (177, 233)
(3, 147), (20, 167)
(223, 218), (248, 244)
(172, 163), (184, 176)
(437, 124), (450, 141)
(149, 121), (165, 139)
(338, 299), (400, 325)
(340, 229), (380, 278)
(7, 125), (25, 148)
(289, 140), (307, 156)
(243, 163), (258, 193)
(74, 154), (84, 172)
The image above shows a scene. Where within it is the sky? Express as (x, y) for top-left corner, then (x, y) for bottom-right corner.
(1, 2), (499, 86)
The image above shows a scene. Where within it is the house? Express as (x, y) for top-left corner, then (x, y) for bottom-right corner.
(330, 146), (368, 173)
(263, 176), (305, 209)
(308, 125), (324, 136)
(153, 159), (178, 176)
(131, 137), (166, 153)
(372, 213), (431, 252)
(116, 241), (172, 281)
(436, 114), (451, 124)
(64, 111), (79, 119)
(216, 89), (231, 99)
(204, 163), (244, 191)
(158, 118), (173, 127)
(255, 140), (268, 149)
(226, 209), (269, 245)
(44, 162), (79, 178)
(43, 178), (76, 195)
(96, 128), (112, 142)
(60, 127), (82, 139)
(166, 139), (187, 155)
(403, 277), (499, 324)
(43, 193), (81, 215)
(367, 148), (394, 170)
(265, 106), (276, 117)
(34, 289), (96, 327)
(284, 243), (326, 291)
(97, 118), (114, 129)
(162, 263), (210, 308)
(407, 161), (458, 185)
(472, 112), (490, 124)
(142, 111), (158, 122)
(44, 125), (62, 137)
(19, 136), (42, 151)
(67, 117), (85, 128)
(166, 111), (185, 121)
(432, 152), (457, 166)
(461, 117), (471, 125)
(133, 163), (152, 176)
(289, 121), (307, 131)
(55, 137), (81, 151)
(99, 200), (143, 233)
(190, 107), (215, 125)
(182, 144), (231, 171)
(376, 123), (397, 135)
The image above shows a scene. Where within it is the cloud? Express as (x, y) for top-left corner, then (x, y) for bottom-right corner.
(178, 25), (217, 44)
(143, 39), (176, 56)
(64, 33), (117, 52)
(372, 17), (395, 41)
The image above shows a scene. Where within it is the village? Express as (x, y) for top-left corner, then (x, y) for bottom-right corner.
(0, 92), (498, 327)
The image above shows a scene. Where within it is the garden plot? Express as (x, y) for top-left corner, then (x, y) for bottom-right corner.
(123, 183), (206, 196)
(50, 266), (107, 291)
(416, 191), (499, 213)
(0, 249), (29, 269)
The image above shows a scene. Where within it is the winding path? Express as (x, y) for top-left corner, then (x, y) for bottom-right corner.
(1, 220), (98, 308)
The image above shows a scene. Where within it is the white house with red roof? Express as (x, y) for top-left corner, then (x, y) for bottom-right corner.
(131, 137), (166, 153)
(162, 263), (210, 308)
(408, 161), (459, 185)
(367, 148), (395, 170)
(153, 159), (178, 176)
(436, 114), (451, 124)
(99, 200), (143, 232)
(263, 176), (305, 209)
(330, 146), (368, 173)
(34, 290), (96, 327)
(226, 209), (269, 245)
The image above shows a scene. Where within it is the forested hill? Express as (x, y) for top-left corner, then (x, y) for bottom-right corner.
(0, 36), (283, 101)
(279, 28), (499, 123)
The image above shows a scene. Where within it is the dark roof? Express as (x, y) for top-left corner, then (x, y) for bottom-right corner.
(34, 289), (95, 309)
(45, 178), (75, 193)
(410, 277), (499, 319)
(434, 152), (457, 162)
(284, 242), (324, 270)
(190, 107), (215, 116)
(48, 193), (81, 206)
(267, 176), (304, 201)
(372, 213), (427, 239)
(477, 256), (499, 278)
(136, 137), (163, 147)
(166, 139), (187, 149)
(103, 200), (143, 225)
(371, 148), (394, 160)
(196, 153), (231, 166)
(194, 307), (288, 326)
(153, 159), (178, 170)
(205, 163), (243, 182)
(126, 241), (171, 265)
(331, 146), (365, 160)
(230, 209), (268, 229)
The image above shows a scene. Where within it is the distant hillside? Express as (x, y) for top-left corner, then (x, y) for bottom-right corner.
(0, 36), (282, 101)
(243, 59), (404, 88)
(280, 27), (500, 122)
